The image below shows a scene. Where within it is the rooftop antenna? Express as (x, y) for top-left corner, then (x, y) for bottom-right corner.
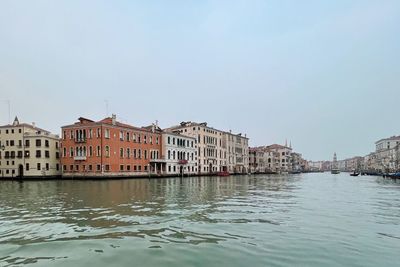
(105, 100), (109, 117)
(7, 100), (10, 124)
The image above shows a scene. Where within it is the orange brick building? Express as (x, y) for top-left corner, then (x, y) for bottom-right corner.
(61, 115), (162, 177)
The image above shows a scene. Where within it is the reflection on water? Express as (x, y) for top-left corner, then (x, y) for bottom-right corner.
(0, 174), (399, 267)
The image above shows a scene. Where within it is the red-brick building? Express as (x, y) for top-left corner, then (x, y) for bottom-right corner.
(61, 115), (162, 177)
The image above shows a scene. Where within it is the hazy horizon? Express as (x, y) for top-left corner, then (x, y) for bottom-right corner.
(1, 0), (399, 161)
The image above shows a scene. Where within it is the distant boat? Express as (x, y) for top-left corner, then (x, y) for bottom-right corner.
(331, 152), (340, 174)
(350, 172), (360, 177)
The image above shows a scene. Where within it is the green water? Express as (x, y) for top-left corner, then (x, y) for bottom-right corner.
(0, 173), (399, 267)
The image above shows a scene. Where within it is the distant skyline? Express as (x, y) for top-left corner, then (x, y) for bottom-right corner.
(1, 0), (399, 161)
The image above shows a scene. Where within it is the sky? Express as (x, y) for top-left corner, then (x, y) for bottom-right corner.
(0, 0), (399, 161)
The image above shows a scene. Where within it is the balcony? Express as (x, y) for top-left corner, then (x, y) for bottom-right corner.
(150, 157), (167, 163)
(178, 160), (188, 165)
(75, 138), (87, 143)
(74, 156), (87, 161)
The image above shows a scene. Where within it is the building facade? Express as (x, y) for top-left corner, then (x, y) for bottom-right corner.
(154, 131), (197, 175)
(167, 122), (226, 174)
(61, 115), (162, 177)
(0, 117), (61, 178)
(167, 122), (249, 174)
(224, 131), (249, 174)
(249, 144), (294, 173)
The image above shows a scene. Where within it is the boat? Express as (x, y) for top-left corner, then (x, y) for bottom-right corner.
(217, 171), (230, 177)
(331, 152), (340, 174)
(350, 172), (360, 177)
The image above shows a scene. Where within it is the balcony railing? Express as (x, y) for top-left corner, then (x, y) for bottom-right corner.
(75, 138), (87, 143)
(178, 160), (188, 165)
(74, 156), (87, 161)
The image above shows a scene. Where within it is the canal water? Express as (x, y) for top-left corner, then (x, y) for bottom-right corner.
(0, 173), (399, 267)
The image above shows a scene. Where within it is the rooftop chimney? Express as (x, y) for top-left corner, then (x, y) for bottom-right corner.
(112, 114), (116, 126)
(32, 122), (36, 128)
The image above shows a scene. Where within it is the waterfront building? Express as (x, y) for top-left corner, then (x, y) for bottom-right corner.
(154, 130), (197, 176)
(0, 117), (61, 178)
(60, 115), (162, 177)
(224, 131), (249, 174)
(167, 121), (249, 174)
(249, 144), (293, 173)
(167, 122), (226, 174)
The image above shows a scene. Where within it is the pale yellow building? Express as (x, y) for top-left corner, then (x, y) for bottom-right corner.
(0, 117), (61, 179)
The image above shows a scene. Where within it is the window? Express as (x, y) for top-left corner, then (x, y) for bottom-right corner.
(138, 149), (141, 159)
(168, 136), (170, 144)
(105, 146), (110, 157)
(120, 165), (124, 171)
(97, 146), (101, 156)
(168, 150), (171, 160)
(150, 136), (153, 144)
(36, 150), (41, 158)
(156, 137), (159, 144)
(89, 129), (93, 139)
(45, 140), (49, 147)
(10, 140), (14, 146)
(105, 129), (110, 139)
(70, 147), (74, 157)
(44, 150), (49, 158)
(133, 133), (137, 142)
(24, 151), (30, 158)
(89, 146), (93, 157)
(173, 138), (175, 145)
(25, 140), (30, 147)
(138, 134), (141, 143)
(105, 165), (110, 171)
(127, 148), (130, 158)
(70, 165), (73, 171)
(127, 165), (131, 171)
(36, 139), (41, 147)
(120, 131), (124, 141)
(134, 165), (137, 171)
(46, 163), (49, 171)
(127, 132), (130, 141)
(120, 148), (124, 158)
(26, 163), (29, 171)
(97, 165), (101, 171)
(144, 135), (147, 144)
(97, 128), (101, 138)
(37, 163), (41, 171)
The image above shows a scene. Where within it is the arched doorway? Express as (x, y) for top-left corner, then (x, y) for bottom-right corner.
(18, 164), (24, 178)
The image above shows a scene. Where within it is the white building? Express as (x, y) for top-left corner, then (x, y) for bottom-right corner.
(0, 117), (61, 179)
(167, 121), (249, 174)
(159, 131), (197, 175)
(167, 122), (225, 174)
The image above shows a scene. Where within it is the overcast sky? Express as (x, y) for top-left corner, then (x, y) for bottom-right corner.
(0, 0), (399, 161)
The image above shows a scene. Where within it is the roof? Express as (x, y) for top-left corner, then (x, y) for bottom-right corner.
(250, 144), (292, 151)
(0, 122), (49, 134)
(167, 121), (249, 139)
(375, 135), (400, 144)
(62, 116), (159, 133)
